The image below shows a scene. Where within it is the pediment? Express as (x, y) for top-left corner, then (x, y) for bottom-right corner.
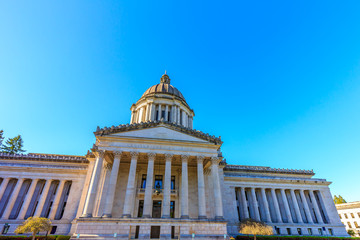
(110, 126), (209, 143)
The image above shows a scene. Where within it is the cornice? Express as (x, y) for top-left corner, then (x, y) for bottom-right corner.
(224, 164), (314, 175)
(0, 162), (87, 170)
(94, 120), (222, 145)
(0, 152), (88, 164)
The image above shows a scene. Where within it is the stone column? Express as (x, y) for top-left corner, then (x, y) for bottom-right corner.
(180, 155), (189, 219)
(300, 190), (313, 224)
(271, 189), (283, 223)
(82, 150), (105, 217)
(148, 103), (153, 121)
(158, 104), (162, 120)
(151, 104), (156, 121)
(250, 188), (261, 221)
(240, 187), (249, 219)
(280, 189), (293, 223)
(102, 151), (122, 217)
(177, 107), (180, 124)
(290, 189), (303, 223)
(34, 179), (52, 217)
(211, 157), (224, 220)
(145, 104), (150, 121)
(197, 156), (207, 219)
(122, 151), (139, 218)
(0, 178), (10, 201)
(143, 153), (156, 218)
(2, 178), (24, 219)
(309, 190), (323, 224)
(162, 154), (173, 218)
(48, 180), (66, 219)
(130, 111), (135, 124)
(261, 188), (272, 223)
(165, 105), (169, 121)
(17, 179), (38, 219)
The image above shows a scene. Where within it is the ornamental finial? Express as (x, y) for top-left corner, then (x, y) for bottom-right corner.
(160, 71), (170, 84)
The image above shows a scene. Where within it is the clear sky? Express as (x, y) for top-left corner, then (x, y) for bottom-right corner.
(1, 1), (360, 202)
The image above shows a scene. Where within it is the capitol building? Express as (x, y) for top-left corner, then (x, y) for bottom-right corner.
(0, 73), (347, 239)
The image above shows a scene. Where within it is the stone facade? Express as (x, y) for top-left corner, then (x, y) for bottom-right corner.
(0, 73), (348, 239)
(336, 202), (360, 236)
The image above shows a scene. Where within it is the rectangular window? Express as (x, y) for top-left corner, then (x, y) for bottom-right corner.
(275, 227), (280, 235)
(355, 221), (360, 228)
(358, 212), (360, 218)
(318, 228), (323, 235)
(170, 201), (175, 218)
(328, 228), (333, 235)
(161, 110), (165, 119)
(171, 176), (175, 190)
(155, 111), (159, 120)
(154, 175), (163, 190)
(297, 228), (302, 235)
(50, 226), (57, 234)
(339, 214), (342, 219)
(168, 112), (171, 122)
(351, 213), (355, 218)
(137, 200), (144, 218)
(141, 174), (147, 189)
(347, 222), (352, 228)
(237, 207), (241, 221)
(286, 228), (291, 235)
(345, 213), (348, 219)
(308, 228), (312, 235)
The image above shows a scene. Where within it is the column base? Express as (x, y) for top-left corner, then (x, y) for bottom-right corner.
(162, 215), (170, 218)
(81, 213), (92, 218)
(198, 215), (207, 219)
(142, 215), (151, 218)
(215, 216), (224, 220)
(102, 214), (112, 218)
(121, 214), (131, 218)
(181, 215), (189, 219)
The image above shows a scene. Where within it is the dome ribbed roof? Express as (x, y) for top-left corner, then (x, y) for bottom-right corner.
(141, 73), (186, 101)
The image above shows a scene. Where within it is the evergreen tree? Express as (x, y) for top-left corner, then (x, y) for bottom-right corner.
(334, 195), (347, 204)
(1, 135), (25, 154)
(0, 130), (3, 148)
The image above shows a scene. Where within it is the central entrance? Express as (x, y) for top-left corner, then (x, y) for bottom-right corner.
(152, 200), (162, 218)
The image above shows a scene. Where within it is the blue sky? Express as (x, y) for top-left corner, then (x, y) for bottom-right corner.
(1, 1), (360, 201)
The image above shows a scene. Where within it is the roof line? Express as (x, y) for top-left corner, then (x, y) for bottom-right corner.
(94, 120), (222, 145)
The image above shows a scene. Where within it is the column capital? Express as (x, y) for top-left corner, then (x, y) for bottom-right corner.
(148, 152), (156, 160)
(165, 154), (173, 162)
(94, 150), (105, 158)
(196, 155), (205, 164)
(130, 151), (140, 158)
(181, 155), (189, 162)
(113, 151), (122, 158)
(211, 156), (220, 164)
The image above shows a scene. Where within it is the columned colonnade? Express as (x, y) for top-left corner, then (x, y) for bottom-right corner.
(235, 187), (329, 225)
(82, 151), (223, 220)
(0, 177), (72, 220)
(130, 103), (193, 128)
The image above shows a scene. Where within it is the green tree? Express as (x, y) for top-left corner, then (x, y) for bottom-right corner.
(239, 219), (273, 240)
(334, 195), (347, 204)
(14, 217), (52, 240)
(1, 135), (25, 154)
(0, 130), (3, 148)
(347, 229), (355, 236)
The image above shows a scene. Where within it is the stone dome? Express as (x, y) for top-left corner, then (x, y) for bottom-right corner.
(141, 73), (186, 102)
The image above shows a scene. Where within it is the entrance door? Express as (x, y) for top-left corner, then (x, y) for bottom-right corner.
(152, 200), (162, 218)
